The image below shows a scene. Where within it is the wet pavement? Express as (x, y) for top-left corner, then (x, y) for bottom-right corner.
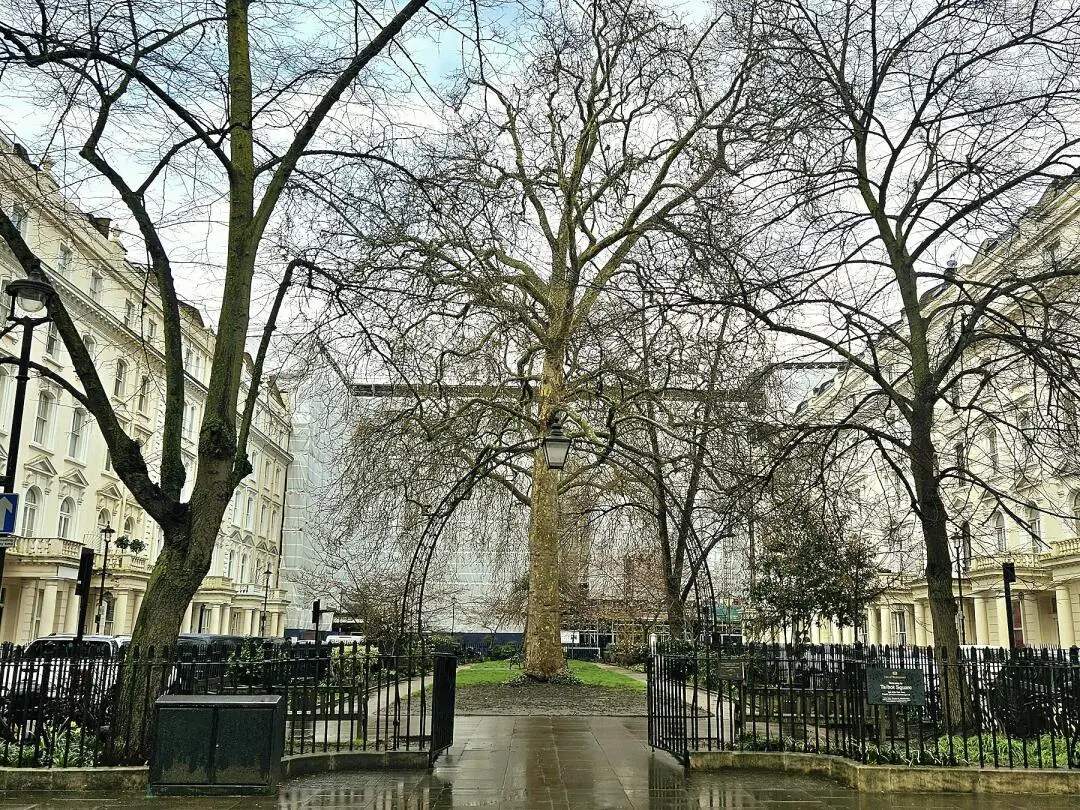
(3, 716), (1080, 808)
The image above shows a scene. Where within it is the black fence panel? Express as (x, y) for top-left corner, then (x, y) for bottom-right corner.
(0, 637), (446, 767)
(647, 641), (1080, 770)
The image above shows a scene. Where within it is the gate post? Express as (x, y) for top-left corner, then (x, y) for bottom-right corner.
(429, 653), (457, 764)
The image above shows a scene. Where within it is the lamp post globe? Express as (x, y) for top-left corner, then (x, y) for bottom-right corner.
(6, 278), (52, 318)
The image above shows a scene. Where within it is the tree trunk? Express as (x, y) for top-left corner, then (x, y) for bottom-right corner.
(665, 574), (686, 639)
(909, 411), (967, 724)
(117, 485), (230, 760)
(523, 346), (567, 680)
(524, 443), (564, 678)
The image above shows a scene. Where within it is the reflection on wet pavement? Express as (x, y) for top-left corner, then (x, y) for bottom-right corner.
(2, 716), (1079, 808)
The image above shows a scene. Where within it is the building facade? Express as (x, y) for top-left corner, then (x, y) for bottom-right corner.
(792, 175), (1080, 649)
(0, 135), (291, 644)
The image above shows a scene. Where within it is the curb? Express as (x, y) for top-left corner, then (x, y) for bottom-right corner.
(688, 750), (1080, 794)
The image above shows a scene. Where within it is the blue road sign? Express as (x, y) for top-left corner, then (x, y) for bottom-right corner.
(0, 493), (18, 535)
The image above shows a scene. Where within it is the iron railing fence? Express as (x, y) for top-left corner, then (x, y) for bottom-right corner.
(648, 642), (1080, 769)
(0, 639), (444, 767)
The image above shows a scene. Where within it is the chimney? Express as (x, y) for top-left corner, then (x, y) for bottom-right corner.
(40, 156), (54, 175)
(90, 216), (111, 237)
(945, 259), (958, 278)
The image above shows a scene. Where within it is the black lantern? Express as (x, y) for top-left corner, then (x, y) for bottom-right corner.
(542, 415), (572, 471)
(6, 278), (52, 318)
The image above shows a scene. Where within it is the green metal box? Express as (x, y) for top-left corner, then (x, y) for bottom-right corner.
(149, 693), (285, 795)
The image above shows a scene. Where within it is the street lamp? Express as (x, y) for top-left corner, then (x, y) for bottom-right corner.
(542, 413), (572, 471)
(95, 523), (115, 634)
(260, 566), (272, 636)
(952, 526), (968, 645)
(0, 278), (54, 594)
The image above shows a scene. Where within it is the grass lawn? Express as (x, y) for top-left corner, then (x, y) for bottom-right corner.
(455, 659), (645, 691)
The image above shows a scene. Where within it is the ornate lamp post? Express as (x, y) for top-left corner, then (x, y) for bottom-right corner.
(95, 523), (115, 634)
(0, 279), (54, 587)
(260, 566), (272, 636)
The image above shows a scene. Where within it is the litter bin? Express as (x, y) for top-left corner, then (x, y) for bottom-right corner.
(149, 693), (285, 796)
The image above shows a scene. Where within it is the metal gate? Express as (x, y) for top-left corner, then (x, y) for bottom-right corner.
(429, 653), (457, 763)
(647, 648), (690, 765)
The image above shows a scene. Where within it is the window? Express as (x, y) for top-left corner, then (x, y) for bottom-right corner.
(57, 243), (72, 278)
(123, 516), (134, 538)
(81, 333), (96, 358)
(113, 360), (127, 397)
(231, 495), (241, 526)
(89, 270), (103, 303)
(137, 376), (150, 413)
(224, 549), (233, 579)
(97, 509), (111, 530)
(892, 610), (908, 646)
(44, 321), (59, 356)
(183, 402), (197, 439)
(259, 504), (268, 535)
(240, 553), (249, 584)
(954, 442), (967, 473)
(1072, 491), (1080, 536)
(68, 407), (87, 459)
(959, 522), (972, 572)
(123, 298), (135, 328)
(994, 511), (1007, 552)
(104, 449), (113, 473)
(32, 588), (44, 639)
(245, 496), (255, 531)
(147, 319), (157, 341)
(32, 391), (54, 446)
(1029, 504), (1045, 551)
(11, 202), (27, 236)
(22, 487), (39, 537)
(1018, 414), (1034, 463)
(57, 497), (75, 539)
(987, 427), (999, 472)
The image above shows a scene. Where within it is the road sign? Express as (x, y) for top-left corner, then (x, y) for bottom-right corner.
(0, 493), (18, 535)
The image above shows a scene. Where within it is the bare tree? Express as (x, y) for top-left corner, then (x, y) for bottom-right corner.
(0, 0), (434, 744)
(303, 0), (780, 678)
(715, 0), (1080, 713)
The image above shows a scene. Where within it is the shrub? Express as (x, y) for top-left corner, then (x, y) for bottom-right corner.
(939, 733), (1074, 769)
(39, 722), (100, 767)
(487, 643), (520, 661)
(988, 660), (1062, 738)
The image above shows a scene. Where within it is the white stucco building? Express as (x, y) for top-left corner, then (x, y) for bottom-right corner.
(0, 134), (291, 643)
(792, 174), (1080, 649)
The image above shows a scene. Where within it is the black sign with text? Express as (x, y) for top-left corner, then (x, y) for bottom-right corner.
(866, 666), (925, 706)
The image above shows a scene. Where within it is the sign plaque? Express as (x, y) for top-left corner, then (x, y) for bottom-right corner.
(866, 666), (925, 706)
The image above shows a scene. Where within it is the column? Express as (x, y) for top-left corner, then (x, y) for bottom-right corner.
(38, 581), (58, 639)
(879, 605), (892, 646)
(974, 596), (990, 647)
(15, 585), (36, 644)
(248, 609), (258, 636)
(867, 606), (880, 645)
(274, 613), (283, 636)
(207, 604), (220, 636)
(182, 602), (194, 633)
(113, 590), (130, 636)
(132, 592), (144, 631)
(997, 593), (1011, 648)
(1055, 585), (1075, 648)
(913, 601), (928, 646)
(63, 585), (79, 635)
(219, 604), (232, 635)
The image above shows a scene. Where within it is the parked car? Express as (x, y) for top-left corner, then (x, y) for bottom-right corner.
(0, 635), (127, 739)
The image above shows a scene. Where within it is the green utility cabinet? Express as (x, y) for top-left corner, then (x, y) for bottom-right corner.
(149, 694), (285, 796)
